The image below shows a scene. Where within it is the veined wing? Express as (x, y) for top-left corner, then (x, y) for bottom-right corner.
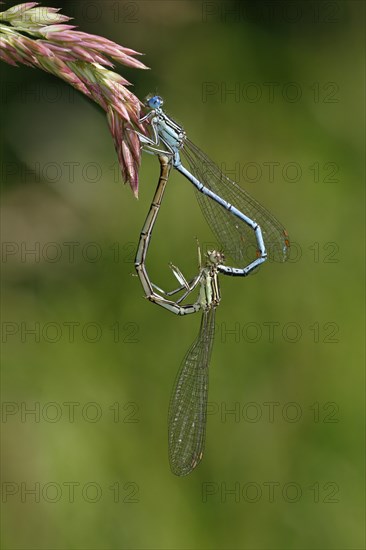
(168, 308), (215, 476)
(181, 139), (290, 265)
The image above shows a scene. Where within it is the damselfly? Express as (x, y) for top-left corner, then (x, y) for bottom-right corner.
(135, 155), (223, 475)
(135, 95), (290, 277)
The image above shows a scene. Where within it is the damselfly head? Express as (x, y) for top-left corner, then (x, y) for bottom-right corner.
(145, 95), (164, 109)
(206, 250), (225, 266)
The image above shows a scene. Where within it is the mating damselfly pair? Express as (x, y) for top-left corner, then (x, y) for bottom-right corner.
(134, 96), (289, 476)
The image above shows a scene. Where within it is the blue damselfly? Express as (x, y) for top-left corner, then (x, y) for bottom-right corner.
(135, 95), (290, 277)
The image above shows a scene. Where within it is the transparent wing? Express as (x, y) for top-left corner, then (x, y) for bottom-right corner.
(181, 139), (290, 265)
(168, 308), (215, 476)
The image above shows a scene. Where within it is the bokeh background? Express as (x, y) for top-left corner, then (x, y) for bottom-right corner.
(1, 1), (364, 548)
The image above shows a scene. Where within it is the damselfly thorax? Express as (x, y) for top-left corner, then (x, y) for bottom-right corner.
(198, 251), (223, 311)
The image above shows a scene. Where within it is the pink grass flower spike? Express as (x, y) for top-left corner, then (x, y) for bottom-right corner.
(0, 2), (149, 197)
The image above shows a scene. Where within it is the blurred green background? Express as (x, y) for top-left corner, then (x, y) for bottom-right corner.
(1, 1), (364, 548)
